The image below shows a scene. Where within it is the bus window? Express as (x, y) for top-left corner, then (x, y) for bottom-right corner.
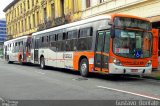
(104, 32), (110, 53)
(68, 30), (78, 39)
(57, 33), (66, 51)
(47, 36), (49, 42)
(58, 33), (63, 41)
(77, 28), (92, 51)
(79, 27), (92, 38)
(42, 37), (44, 43)
(66, 30), (78, 51)
(50, 34), (56, 42)
(41, 36), (46, 48)
(96, 33), (103, 52)
(50, 34), (56, 51)
(77, 28), (93, 51)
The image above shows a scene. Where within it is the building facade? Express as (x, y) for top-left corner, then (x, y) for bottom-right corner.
(81, 0), (160, 23)
(3, 0), (82, 39)
(4, 0), (160, 39)
(0, 19), (6, 57)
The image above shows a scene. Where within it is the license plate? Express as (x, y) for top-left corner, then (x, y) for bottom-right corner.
(131, 69), (138, 72)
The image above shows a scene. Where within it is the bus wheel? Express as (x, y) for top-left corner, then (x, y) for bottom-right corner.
(79, 58), (89, 77)
(40, 57), (45, 69)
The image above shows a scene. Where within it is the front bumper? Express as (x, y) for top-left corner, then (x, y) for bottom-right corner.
(109, 63), (152, 75)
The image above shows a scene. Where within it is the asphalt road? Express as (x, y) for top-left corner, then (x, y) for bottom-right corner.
(0, 59), (160, 101)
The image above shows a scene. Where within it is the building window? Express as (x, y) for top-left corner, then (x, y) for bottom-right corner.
(32, 0), (34, 7)
(86, 0), (90, 8)
(23, 20), (25, 31)
(51, 4), (55, 20)
(73, 0), (78, 13)
(28, 0), (30, 9)
(17, 7), (19, 15)
(21, 20), (24, 32)
(28, 16), (31, 29)
(16, 23), (18, 33)
(14, 9), (16, 17)
(60, 0), (64, 16)
(100, 0), (105, 3)
(19, 22), (20, 33)
(33, 14), (35, 28)
(24, 2), (26, 12)
(36, 12), (39, 26)
(19, 21), (22, 33)
(25, 18), (27, 31)
(44, 8), (47, 22)
(20, 4), (22, 13)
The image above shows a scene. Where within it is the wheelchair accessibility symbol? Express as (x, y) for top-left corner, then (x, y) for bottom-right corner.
(135, 51), (141, 58)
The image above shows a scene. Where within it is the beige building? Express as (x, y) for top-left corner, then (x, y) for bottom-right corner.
(4, 0), (160, 39)
(81, 0), (160, 25)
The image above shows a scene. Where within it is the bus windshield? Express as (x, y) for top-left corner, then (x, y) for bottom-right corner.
(114, 17), (152, 31)
(113, 29), (152, 58)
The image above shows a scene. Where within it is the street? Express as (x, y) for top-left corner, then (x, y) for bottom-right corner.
(0, 59), (159, 101)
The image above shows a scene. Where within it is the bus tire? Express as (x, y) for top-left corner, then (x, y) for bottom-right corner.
(40, 57), (45, 69)
(79, 58), (89, 77)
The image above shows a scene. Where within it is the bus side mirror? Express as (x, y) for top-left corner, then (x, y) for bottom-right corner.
(110, 28), (115, 38)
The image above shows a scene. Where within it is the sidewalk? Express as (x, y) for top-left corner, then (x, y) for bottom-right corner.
(145, 70), (160, 80)
(0, 57), (4, 62)
(144, 64), (160, 80)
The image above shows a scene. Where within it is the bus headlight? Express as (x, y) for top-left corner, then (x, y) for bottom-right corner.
(145, 60), (152, 67)
(113, 58), (122, 66)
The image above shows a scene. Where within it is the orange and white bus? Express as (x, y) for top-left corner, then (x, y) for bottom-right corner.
(31, 14), (153, 77)
(4, 36), (32, 64)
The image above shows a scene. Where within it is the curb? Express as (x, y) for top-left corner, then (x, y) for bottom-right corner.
(143, 76), (160, 80)
(0, 58), (5, 62)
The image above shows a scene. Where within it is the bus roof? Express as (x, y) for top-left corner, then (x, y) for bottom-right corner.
(4, 36), (29, 45)
(32, 15), (111, 36)
(110, 14), (150, 22)
(33, 14), (150, 36)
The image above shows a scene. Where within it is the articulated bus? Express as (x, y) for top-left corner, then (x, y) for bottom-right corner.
(31, 14), (153, 77)
(4, 36), (32, 64)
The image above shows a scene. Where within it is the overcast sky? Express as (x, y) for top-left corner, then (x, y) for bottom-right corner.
(0, 0), (13, 19)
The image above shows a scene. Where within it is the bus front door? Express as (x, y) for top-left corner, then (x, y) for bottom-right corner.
(95, 31), (110, 73)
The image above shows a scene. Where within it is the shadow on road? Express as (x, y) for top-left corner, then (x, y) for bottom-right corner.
(11, 62), (144, 82)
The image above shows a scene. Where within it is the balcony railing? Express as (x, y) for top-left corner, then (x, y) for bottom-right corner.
(37, 18), (55, 31)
